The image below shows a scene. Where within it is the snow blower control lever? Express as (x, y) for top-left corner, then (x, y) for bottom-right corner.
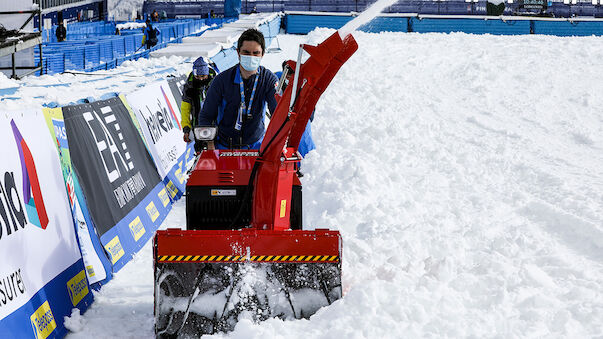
(153, 31), (358, 337)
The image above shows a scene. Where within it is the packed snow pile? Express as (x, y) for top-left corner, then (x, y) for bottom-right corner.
(116, 22), (147, 30)
(0, 72), (19, 89)
(0, 56), (191, 111)
(64, 30), (602, 338)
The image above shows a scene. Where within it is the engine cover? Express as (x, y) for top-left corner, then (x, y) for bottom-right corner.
(186, 150), (302, 230)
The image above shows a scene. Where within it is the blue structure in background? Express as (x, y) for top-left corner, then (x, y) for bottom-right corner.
(35, 18), (223, 75)
(142, 0), (603, 18)
(24, 0), (603, 78)
(285, 12), (603, 36)
(225, 0), (242, 18)
(34, 0), (108, 27)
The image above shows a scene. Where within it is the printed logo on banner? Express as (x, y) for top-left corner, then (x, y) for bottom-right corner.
(135, 88), (181, 171)
(51, 118), (69, 149)
(86, 265), (96, 278)
(141, 96), (177, 145)
(166, 181), (178, 198)
(158, 188), (170, 207)
(128, 216), (145, 241)
(83, 107), (135, 185)
(51, 118), (77, 206)
(146, 202), (160, 222)
(175, 167), (185, 185)
(160, 85), (182, 131)
(62, 98), (162, 236)
(105, 236), (125, 264)
(8, 120), (49, 230)
(0, 269), (26, 308)
(66, 270), (89, 306)
(30, 301), (56, 339)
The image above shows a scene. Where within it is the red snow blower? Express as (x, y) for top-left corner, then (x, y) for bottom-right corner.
(153, 31), (358, 337)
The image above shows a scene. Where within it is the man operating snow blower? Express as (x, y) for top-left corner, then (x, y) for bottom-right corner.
(197, 28), (279, 150)
(153, 29), (358, 337)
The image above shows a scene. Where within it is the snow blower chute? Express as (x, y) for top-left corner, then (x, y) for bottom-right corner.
(153, 31), (358, 337)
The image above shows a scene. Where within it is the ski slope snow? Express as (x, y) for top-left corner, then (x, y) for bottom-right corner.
(50, 30), (603, 338)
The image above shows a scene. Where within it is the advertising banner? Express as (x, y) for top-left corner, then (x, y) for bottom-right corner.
(126, 80), (194, 198)
(43, 108), (112, 286)
(166, 75), (198, 173)
(0, 111), (93, 338)
(61, 97), (172, 270)
(167, 75), (188, 110)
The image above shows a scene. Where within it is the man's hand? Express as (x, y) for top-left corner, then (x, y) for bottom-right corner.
(183, 126), (192, 143)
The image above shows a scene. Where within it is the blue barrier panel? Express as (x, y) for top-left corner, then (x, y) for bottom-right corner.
(97, 39), (114, 63)
(134, 33), (144, 49)
(268, 16), (282, 37)
(359, 17), (408, 33)
(211, 47), (239, 72)
(286, 14), (353, 34)
(112, 37), (126, 57)
(259, 23), (271, 39)
(411, 17), (530, 35)
(124, 35), (136, 54)
(84, 44), (101, 69)
(533, 19), (603, 36)
(63, 47), (85, 70)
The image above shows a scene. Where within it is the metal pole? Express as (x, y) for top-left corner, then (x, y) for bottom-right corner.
(289, 45), (303, 112)
(38, 0), (44, 75)
(11, 53), (16, 79)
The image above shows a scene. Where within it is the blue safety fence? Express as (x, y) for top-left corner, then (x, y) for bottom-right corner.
(36, 18), (223, 75)
(143, 0), (603, 18)
(285, 12), (603, 36)
(43, 21), (118, 43)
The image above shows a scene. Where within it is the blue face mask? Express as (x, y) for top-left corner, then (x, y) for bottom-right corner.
(240, 55), (262, 72)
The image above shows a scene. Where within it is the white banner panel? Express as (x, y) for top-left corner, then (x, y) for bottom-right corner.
(0, 110), (90, 334)
(126, 80), (186, 178)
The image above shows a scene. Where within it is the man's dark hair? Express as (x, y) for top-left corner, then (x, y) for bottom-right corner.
(237, 28), (265, 55)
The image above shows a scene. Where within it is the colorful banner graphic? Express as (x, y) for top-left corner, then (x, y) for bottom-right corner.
(43, 107), (111, 286)
(61, 97), (171, 270)
(167, 74), (187, 112)
(0, 111), (93, 338)
(126, 80), (194, 198)
(126, 81), (186, 177)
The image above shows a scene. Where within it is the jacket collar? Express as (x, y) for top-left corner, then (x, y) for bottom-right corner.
(234, 65), (261, 84)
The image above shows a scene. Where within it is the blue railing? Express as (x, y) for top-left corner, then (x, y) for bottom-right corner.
(36, 19), (218, 75)
(286, 12), (603, 35)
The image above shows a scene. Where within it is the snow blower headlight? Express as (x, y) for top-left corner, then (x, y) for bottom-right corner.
(194, 126), (217, 141)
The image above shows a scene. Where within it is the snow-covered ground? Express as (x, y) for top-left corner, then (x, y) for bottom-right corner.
(57, 30), (603, 338)
(0, 57), (191, 111)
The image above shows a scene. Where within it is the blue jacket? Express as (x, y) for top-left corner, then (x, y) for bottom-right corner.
(199, 64), (278, 147)
(275, 70), (315, 158)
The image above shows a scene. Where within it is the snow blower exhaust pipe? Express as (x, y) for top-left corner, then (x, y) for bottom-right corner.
(153, 31), (358, 337)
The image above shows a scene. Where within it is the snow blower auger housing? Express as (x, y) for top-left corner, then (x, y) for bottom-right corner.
(153, 31), (358, 337)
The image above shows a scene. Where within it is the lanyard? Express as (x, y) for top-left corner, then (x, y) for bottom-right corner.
(235, 72), (259, 131)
